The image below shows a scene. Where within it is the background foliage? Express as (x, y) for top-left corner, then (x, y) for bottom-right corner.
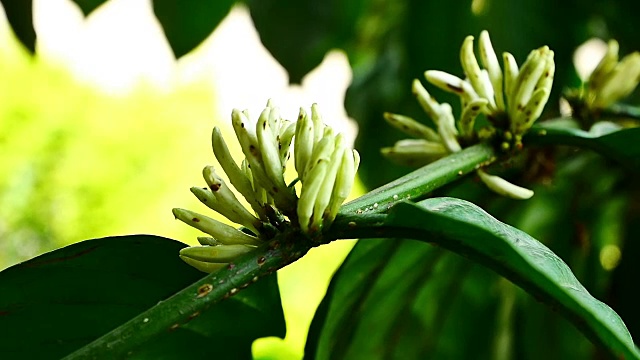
(1, 0), (640, 359)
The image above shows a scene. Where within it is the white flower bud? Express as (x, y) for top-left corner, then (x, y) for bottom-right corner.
(479, 30), (505, 110)
(412, 79), (443, 122)
(211, 127), (266, 219)
(327, 148), (358, 224)
(179, 244), (256, 263)
(257, 107), (288, 192)
(383, 112), (442, 142)
(179, 256), (227, 273)
(588, 39), (619, 94)
(503, 52), (520, 105)
(294, 108), (314, 178)
(459, 98), (489, 136)
(477, 170), (534, 200)
(425, 70), (479, 104)
(172, 208), (261, 245)
(437, 104), (462, 153)
(461, 35), (494, 109)
(381, 139), (448, 166)
(201, 166), (262, 233)
(312, 134), (346, 229)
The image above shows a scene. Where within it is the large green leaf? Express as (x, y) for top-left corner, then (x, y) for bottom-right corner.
(152, 0), (235, 58)
(392, 198), (638, 358)
(526, 120), (640, 171)
(306, 239), (505, 359)
(308, 198), (639, 359)
(248, 0), (366, 83)
(0, 235), (285, 359)
(0, 0), (35, 53)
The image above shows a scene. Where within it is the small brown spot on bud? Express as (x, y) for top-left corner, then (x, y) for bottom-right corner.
(471, 106), (480, 111)
(241, 122), (245, 128)
(227, 263), (236, 270)
(192, 217), (200, 222)
(210, 183), (220, 191)
(446, 83), (463, 93)
(257, 256), (266, 265)
(197, 284), (213, 298)
(263, 121), (267, 129)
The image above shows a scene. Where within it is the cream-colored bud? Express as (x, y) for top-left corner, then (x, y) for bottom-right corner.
(477, 170), (534, 199)
(595, 52), (640, 108)
(383, 112), (441, 142)
(437, 104), (462, 153)
(461, 35), (493, 107)
(312, 134), (346, 229)
(179, 244), (256, 263)
(412, 79), (442, 122)
(503, 52), (520, 105)
(179, 256), (227, 273)
(327, 148), (358, 224)
(381, 139), (448, 166)
(211, 127), (266, 219)
(311, 103), (326, 145)
(202, 166), (262, 233)
(589, 39), (619, 93)
(479, 30), (505, 110)
(425, 70), (479, 103)
(294, 108), (314, 178)
(459, 98), (489, 136)
(172, 208), (262, 245)
(257, 108), (288, 191)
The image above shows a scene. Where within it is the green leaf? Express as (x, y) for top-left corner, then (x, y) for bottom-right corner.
(248, 0), (366, 83)
(152, 0), (235, 58)
(526, 120), (640, 171)
(310, 198), (639, 359)
(0, 0), (35, 53)
(306, 239), (503, 359)
(0, 235), (285, 359)
(70, 0), (107, 15)
(390, 198), (639, 359)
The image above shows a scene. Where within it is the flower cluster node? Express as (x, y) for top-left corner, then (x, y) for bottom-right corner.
(382, 30), (553, 200)
(174, 100), (359, 272)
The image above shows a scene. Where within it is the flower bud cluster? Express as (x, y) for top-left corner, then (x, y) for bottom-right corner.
(382, 31), (552, 200)
(174, 101), (359, 272)
(573, 40), (640, 113)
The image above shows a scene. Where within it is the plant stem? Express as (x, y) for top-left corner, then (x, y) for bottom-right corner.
(63, 227), (314, 359)
(64, 143), (497, 358)
(339, 143), (495, 216)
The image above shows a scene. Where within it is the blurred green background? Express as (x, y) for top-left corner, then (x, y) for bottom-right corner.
(3, 0), (640, 358)
(0, 4), (357, 358)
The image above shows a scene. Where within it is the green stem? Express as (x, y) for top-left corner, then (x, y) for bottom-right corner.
(339, 143), (496, 216)
(63, 228), (315, 359)
(64, 143), (496, 358)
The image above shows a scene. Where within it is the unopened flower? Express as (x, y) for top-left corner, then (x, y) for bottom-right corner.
(425, 31), (555, 142)
(580, 39), (640, 111)
(174, 101), (359, 272)
(382, 31), (550, 200)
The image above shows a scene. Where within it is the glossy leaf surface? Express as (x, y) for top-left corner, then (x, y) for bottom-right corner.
(0, 235), (285, 359)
